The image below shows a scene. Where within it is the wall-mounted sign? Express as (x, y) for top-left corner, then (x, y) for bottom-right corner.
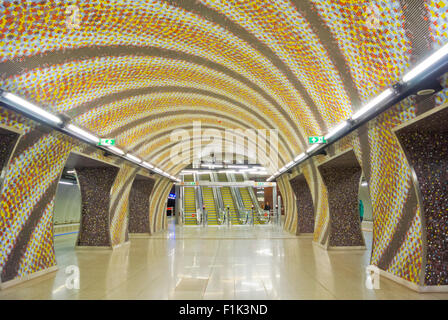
(168, 193), (176, 199)
(98, 138), (115, 146)
(308, 136), (326, 144)
(254, 182), (275, 187)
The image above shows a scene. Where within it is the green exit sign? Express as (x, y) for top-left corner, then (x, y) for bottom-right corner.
(308, 136), (326, 144)
(98, 139), (115, 146)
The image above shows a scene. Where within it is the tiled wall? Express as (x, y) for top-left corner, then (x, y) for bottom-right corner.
(0, 132), (18, 172)
(76, 167), (119, 247)
(289, 174), (314, 234)
(396, 107), (448, 286)
(319, 158), (365, 247)
(1, 0), (448, 288)
(129, 179), (155, 234)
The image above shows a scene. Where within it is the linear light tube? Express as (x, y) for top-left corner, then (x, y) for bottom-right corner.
(351, 88), (394, 120)
(306, 144), (320, 154)
(142, 161), (154, 169)
(106, 146), (125, 155)
(125, 154), (141, 163)
(403, 43), (448, 82)
(1, 92), (62, 125)
(325, 121), (349, 140)
(228, 165), (248, 169)
(285, 161), (294, 168)
(65, 124), (100, 144)
(294, 153), (306, 162)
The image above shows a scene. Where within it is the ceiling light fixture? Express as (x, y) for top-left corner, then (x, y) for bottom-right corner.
(0, 92), (62, 126)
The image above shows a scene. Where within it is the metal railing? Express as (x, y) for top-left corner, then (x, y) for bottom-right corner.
(238, 209), (252, 225)
(195, 209), (202, 225)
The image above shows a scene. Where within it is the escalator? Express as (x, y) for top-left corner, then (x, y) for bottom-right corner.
(234, 173), (267, 224)
(183, 174), (198, 225)
(199, 174), (218, 225)
(217, 173), (240, 224)
(234, 174), (254, 211)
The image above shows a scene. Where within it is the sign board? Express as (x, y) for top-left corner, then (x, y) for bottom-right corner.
(179, 181), (197, 186)
(98, 138), (115, 146)
(177, 181), (276, 187)
(308, 136), (326, 144)
(254, 182), (275, 187)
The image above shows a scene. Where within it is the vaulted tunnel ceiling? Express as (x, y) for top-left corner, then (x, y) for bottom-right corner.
(0, 0), (444, 176)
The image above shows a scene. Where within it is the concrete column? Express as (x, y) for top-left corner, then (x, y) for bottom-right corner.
(290, 174), (314, 235)
(128, 178), (155, 235)
(318, 150), (365, 249)
(76, 167), (119, 247)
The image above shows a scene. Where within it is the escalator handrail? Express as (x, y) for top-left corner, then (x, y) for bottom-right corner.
(217, 208), (227, 225)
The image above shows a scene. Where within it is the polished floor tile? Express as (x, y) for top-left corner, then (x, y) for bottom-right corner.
(1, 218), (447, 300)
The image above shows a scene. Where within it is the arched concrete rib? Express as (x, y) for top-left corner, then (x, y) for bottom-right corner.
(105, 109), (295, 159)
(125, 124), (287, 166)
(0, 45), (306, 147)
(375, 0), (434, 275)
(164, 0), (327, 132)
(145, 138), (282, 174)
(68, 85), (302, 152)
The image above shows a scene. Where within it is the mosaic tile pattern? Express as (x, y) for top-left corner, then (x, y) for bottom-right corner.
(318, 152), (365, 247)
(0, 0), (446, 287)
(76, 167), (119, 247)
(290, 174), (315, 234)
(0, 133), (19, 171)
(110, 165), (136, 246)
(396, 108), (448, 286)
(129, 179), (155, 234)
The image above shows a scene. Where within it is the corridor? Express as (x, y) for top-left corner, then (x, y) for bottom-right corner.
(0, 219), (446, 300)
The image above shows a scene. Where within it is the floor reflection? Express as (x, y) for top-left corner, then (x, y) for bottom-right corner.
(0, 219), (447, 300)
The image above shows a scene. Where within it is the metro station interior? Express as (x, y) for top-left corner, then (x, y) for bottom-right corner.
(0, 0), (448, 301)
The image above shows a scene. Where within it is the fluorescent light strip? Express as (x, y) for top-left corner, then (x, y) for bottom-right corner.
(125, 154), (141, 163)
(59, 181), (75, 185)
(142, 161), (154, 169)
(306, 144), (320, 154)
(1, 92), (62, 125)
(351, 88), (393, 120)
(325, 121), (349, 140)
(65, 124), (100, 144)
(294, 153), (306, 162)
(285, 161), (294, 168)
(201, 164), (223, 168)
(107, 146), (125, 155)
(403, 43), (448, 82)
(228, 165), (248, 168)
(0, 93), (178, 181)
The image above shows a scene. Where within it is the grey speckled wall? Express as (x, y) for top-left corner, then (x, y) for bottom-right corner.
(318, 151), (365, 247)
(396, 107), (448, 286)
(289, 174), (314, 234)
(76, 167), (119, 247)
(128, 178), (155, 234)
(0, 132), (19, 174)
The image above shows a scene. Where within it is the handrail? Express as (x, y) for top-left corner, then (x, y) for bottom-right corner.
(238, 208), (251, 225)
(180, 207), (185, 224)
(217, 208), (227, 225)
(256, 209), (271, 224)
(195, 208), (202, 225)
(243, 173), (265, 218)
(226, 173), (245, 222)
